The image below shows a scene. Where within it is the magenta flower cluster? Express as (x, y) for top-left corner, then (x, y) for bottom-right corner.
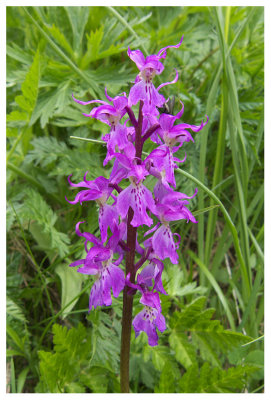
(67, 38), (208, 346)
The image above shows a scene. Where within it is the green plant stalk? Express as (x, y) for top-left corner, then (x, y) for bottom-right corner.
(248, 227), (264, 263)
(204, 75), (228, 267)
(204, 6), (230, 268)
(238, 266), (263, 335)
(227, 114), (251, 286)
(197, 64), (221, 283)
(7, 128), (26, 163)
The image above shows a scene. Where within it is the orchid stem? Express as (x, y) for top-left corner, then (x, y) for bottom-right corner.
(142, 123), (160, 143)
(125, 106), (138, 129)
(120, 101), (143, 393)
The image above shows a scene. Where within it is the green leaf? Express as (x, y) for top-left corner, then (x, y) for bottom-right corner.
(47, 23), (74, 58)
(179, 362), (259, 393)
(169, 330), (197, 369)
(6, 297), (27, 322)
(7, 324), (26, 354)
(15, 49), (40, 116)
(25, 136), (68, 167)
(244, 350), (264, 380)
(38, 323), (92, 392)
(55, 263), (85, 318)
(20, 189), (70, 258)
(155, 360), (181, 393)
(170, 297), (253, 365)
(65, 6), (89, 56)
(164, 264), (183, 296)
(10, 358), (16, 393)
(6, 43), (33, 64)
(17, 367), (30, 393)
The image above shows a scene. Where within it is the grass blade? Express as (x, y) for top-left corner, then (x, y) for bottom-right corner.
(187, 250), (235, 330)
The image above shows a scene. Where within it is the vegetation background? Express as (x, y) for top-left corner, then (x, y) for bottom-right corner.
(6, 6), (264, 393)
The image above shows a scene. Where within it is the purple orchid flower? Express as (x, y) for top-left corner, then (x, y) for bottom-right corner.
(70, 222), (125, 310)
(145, 144), (186, 188)
(149, 189), (198, 264)
(137, 255), (167, 295)
(68, 37), (208, 349)
(127, 38), (183, 115)
(72, 89), (129, 165)
(156, 102), (209, 147)
(66, 173), (119, 243)
(132, 291), (166, 346)
(125, 268), (167, 346)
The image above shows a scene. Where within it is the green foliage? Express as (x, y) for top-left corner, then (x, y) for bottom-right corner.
(37, 323), (92, 392)
(179, 362), (258, 393)
(169, 297), (252, 369)
(37, 316), (121, 393)
(19, 188), (70, 258)
(6, 5), (264, 394)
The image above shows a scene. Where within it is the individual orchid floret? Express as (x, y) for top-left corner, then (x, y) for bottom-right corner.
(117, 180), (156, 228)
(145, 144), (186, 188)
(127, 38), (183, 116)
(66, 174), (112, 205)
(125, 273), (167, 346)
(70, 222), (125, 310)
(72, 89), (129, 165)
(137, 254), (167, 295)
(132, 290), (166, 347)
(157, 102), (208, 147)
(66, 174), (119, 243)
(148, 189), (198, 264)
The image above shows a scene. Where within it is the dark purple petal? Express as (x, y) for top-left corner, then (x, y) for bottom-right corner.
(159, 113), (176, 133)
(67, 173), (89, 188)
(89, 280), (106, 310)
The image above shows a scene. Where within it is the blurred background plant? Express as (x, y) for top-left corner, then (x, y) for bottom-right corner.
(6, 6), (264, 393)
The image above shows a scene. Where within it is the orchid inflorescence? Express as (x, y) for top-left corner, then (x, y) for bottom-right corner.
(67, 37), (208, 346)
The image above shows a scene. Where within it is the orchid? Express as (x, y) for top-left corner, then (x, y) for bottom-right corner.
(67, 36), (208, 392)
(70, 222), (125, 310)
